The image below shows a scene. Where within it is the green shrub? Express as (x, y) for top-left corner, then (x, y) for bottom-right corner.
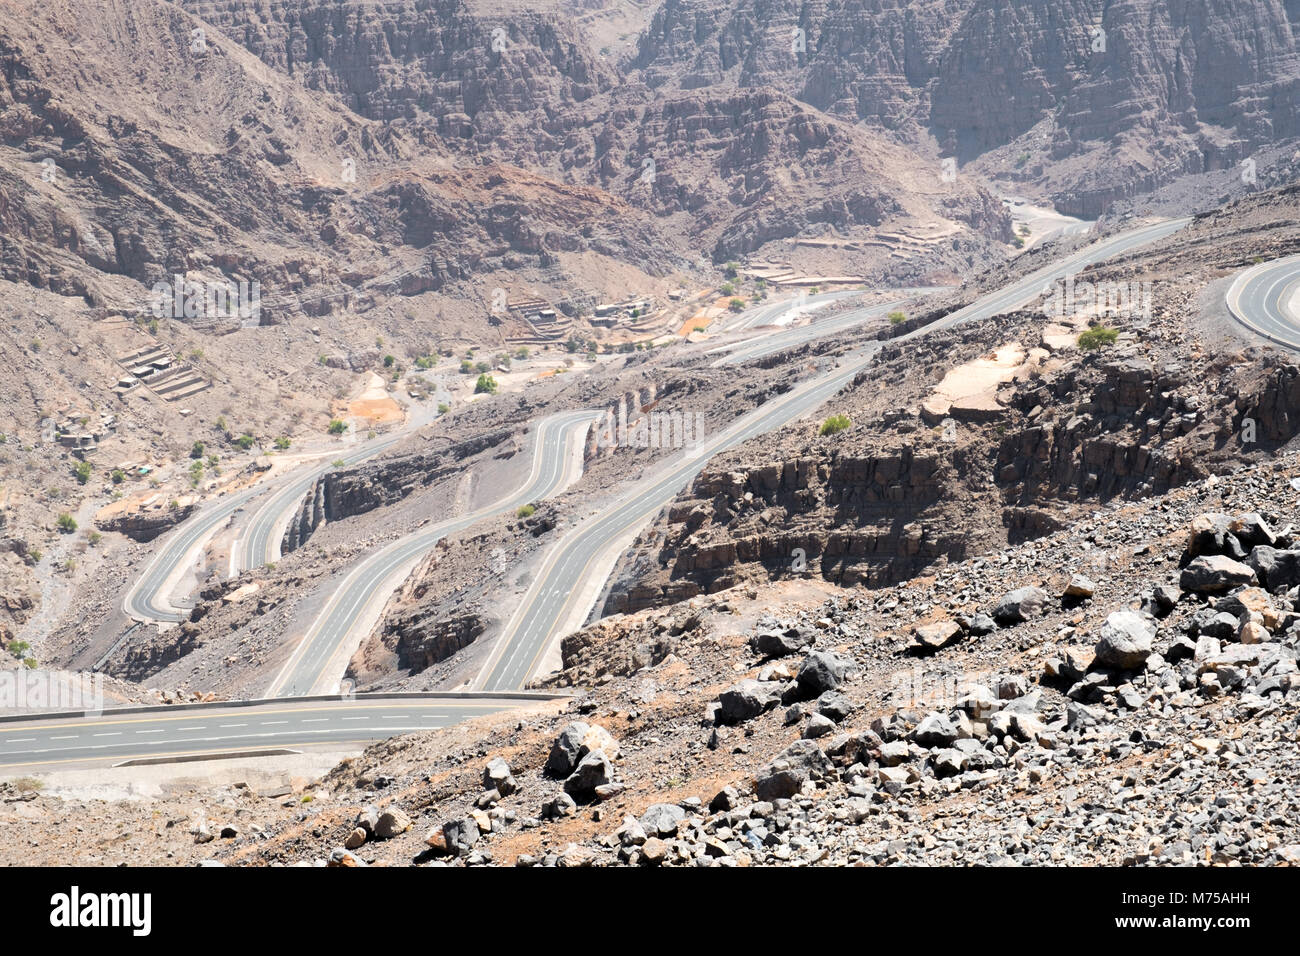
(437, 403), (450, 414)
(327, 419), (347, 435)
(110, 469), (126, 484)
(819, 414), (852, 436)
(56, 512), (77, 533)
(729, 298), (746, 313)
(1077, 326), (1119, 351)
(516, 504), (536, 518)
(887, 311), (906, 325)
(474, 373), (498, 395)
(383, 354), (395, 367)
(73, 461), (92, 485)
(274, 436), (291, 450)
(234, 433), (255, 450)
(190, 440), (205, 459)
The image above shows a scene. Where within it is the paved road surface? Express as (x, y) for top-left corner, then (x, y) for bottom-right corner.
(264, 410), (598, 698)
(0, 697), (542, 769)
(123, 435), (405, 624)
(1226, 253), (1300, 348)
(476, 217), (1192, 691)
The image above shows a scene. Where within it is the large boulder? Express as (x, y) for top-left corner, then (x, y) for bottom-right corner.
(1094, 611), (1155, 669)
(639, 803), (686, 838)
(794, 650), (850, 699)
(545, 722), (619, 777)
(1230, 513), (1276, 550)
(716, 679), (783, 725)
(374, 807), (412, 840)
(1179, 555), (1256, 593)
(1186, 513), (1235, 559)
(992, 586), (1048, 625)
(425, 817), (479, 857)
(1246, 546), (1300, 591)
(911, 620), (961, 651)
(751, 626), (814, 658)
(563, 749), (613, 800)
(912, 712), (959, 748)
(545, 721), (590, 777)
(754, 739), (832, 801)
(483, 757), (517, 797)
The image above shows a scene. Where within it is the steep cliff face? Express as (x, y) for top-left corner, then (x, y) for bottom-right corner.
(181, 0), (618, 127)
(601, 312), (1300, 616)
(180, 0), (1015, 267)
(281, 428), (515, 554)
(629, 0), (1300, 214)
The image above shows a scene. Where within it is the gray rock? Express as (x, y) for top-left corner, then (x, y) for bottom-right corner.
(752, 627), (814, 658)
(795, 650), (850, 698)
(1063, 574), (1096, 599)
(640, 803), (686, 837)
(993, 586), (1048, 625)
(912, 620), (961, 650)
(716, 678), (783, 725)
(563, 749), (613, 799)
(374, 807), (412, 839)
(803, 713), (836, 738)
(1180, 555), (1256, 593)
(1095, 610), (1155, 669)
(1246, 546), (1300, 591)
(913, 712), (959, 747)
(1230, 513), (1276, 549)
(816, 691), (855, 721)
(545, 721), (590, 777)
(754, 739), (832, 801)
(484, 757), (517, 797)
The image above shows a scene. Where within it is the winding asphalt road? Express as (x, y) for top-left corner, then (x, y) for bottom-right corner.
(123, 435), (405, 624)
(263, 410), (599, 698)
(708, 290), (947, 368)
(7, 217), (1197, 768)
(476, 217), (1193, 691)
(1226, 253), (1300, 348)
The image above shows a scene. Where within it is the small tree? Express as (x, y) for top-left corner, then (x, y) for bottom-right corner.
(73, 461), (92, 485)
(1077, 326), (1119, 350)
(819, 414), (852, 436)
(190, 440), (205, 459)
(475, 373), (498, 395)
(729, 298), (746, 313)
(234, 433), (255, 450)
(274, 436), (291, 450)
(327, 419), (348, 435)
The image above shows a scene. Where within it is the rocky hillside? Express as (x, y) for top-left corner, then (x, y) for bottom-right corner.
(633, 0), (1300, 217)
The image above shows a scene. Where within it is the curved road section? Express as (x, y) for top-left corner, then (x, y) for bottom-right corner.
(17, 218), (1191, 765)
(264, 410), (599, 698)
(123, 435), (405, 624)
(1226, 253), (1300, 348)
(477, 217), (1192, 691)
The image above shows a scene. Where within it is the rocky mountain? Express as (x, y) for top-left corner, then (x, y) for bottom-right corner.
(632, 0), (1300, 216)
